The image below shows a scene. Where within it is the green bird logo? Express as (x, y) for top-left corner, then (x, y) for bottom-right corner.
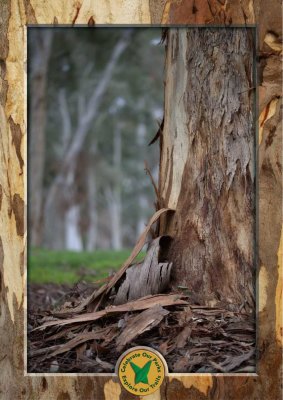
(129, 360), (152, 385)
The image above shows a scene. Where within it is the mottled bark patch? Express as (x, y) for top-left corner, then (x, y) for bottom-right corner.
(161, 0), (253, 24)
(72, 5), (81, 25)
(88, 16), (95, 26)
(23, 0), (37, 23)
(12, 194), (25, 237)
(166, 378), (207, 400)
(0, 0), (11, 106)
(57, 392), (71, 400)
(9, 116), (24, 174)
(20, 249), (24, 276)
(41, 377), (48, 391)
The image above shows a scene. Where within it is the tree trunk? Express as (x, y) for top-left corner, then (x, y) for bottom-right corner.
(111, 125), (122, 250)
(29, 30), (53, 247)
(65, 204), (83, 251)
(159, 28), (255, 309)
(86, 145), (98, 251)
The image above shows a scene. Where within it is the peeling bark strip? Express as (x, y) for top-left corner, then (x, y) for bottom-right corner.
(114, 236), (172, 304)
(35, 294), (188, 330)
(159, 28), (255, 308)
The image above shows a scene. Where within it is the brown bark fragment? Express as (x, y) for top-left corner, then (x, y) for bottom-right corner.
(9, 116), (24, 173)
(23, 0), (37, 23)
(116, 305), (169, 351)
(114, 236), (172, 305)
(88, 16), (95, 26)
(12, 194), (25, 237)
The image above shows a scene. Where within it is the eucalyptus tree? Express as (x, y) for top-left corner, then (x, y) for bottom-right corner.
(158, 28), (255, 309)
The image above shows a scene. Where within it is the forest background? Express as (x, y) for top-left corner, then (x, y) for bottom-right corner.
(29, 28), (164, 284)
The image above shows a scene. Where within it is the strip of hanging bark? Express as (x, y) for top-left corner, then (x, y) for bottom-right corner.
(116, 305), (169, 352)
(60, 208), (175, 314)
(114, 236), (172, 305)
(148, 117), (164, 145)
(34, 293), (188, 331)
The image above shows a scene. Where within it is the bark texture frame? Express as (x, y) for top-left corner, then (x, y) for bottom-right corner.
(0, 1), (281, 400)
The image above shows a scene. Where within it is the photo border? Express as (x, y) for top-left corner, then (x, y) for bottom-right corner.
(0, 2), (281, 399)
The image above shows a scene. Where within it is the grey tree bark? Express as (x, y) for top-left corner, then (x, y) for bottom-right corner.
(159, 28), (255, 309)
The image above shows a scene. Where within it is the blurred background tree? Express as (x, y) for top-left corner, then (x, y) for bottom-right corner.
(28, 28), (164, 262)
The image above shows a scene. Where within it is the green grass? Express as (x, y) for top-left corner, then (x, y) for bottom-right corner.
(28, 248), (145, 285)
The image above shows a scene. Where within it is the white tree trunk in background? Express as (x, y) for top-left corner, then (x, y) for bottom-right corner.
(65, 205), (83, 251)
(43, 195), (65, 250)
(110, 192), (122, 250)
(111, 125), (122, 250)
(86, 145), (98, 251)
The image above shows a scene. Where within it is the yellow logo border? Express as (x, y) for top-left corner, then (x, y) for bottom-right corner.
(115, 346), (168, 396)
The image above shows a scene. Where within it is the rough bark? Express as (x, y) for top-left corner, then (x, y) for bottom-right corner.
(0, 0), (281, 399)
(159, 28), (255, 309)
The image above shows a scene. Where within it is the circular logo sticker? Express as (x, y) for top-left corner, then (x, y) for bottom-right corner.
(116, 347), (167, 396)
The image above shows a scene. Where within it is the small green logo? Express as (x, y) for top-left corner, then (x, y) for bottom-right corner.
(130, 360), (152, 385)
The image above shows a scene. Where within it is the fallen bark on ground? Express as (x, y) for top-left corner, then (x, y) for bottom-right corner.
(28, 283), (255, 373)
(28, 209), (255, 373)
